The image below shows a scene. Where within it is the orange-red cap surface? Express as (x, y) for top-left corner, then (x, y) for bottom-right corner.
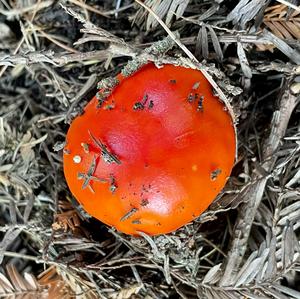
(63, 63), (236, 235)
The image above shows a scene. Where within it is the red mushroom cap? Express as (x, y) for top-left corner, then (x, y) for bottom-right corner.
(63, 63), (236, 235)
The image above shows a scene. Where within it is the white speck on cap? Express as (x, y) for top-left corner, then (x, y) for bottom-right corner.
(73, 155), (81, 164)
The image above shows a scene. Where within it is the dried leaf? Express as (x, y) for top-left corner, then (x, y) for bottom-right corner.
(9, 199), (17, 224)
(0, 23), (12, 40)
(20, 134), (48, 148)
(233, 250), (258, 286)
(285, 168), (300, 187)
(263, 29), (300, 64)
(198, 4), (219, 21)
(115, 284), (143, 299)
(237, 42), (252, 78)
(23, 273), (38, 290)
(0, 264), (42, 297)
(134, 0), (190, 30)
(195, 25), (209, 59)
(23, 194), (35, 222)
(163, 254), (171, 284)
(207, 25), (223, 61)
(219, 290), (240, 299)
(0, 228), (21, 264)
(201, 288), (215, 299)
(264, 4), (300, 40)
(243, 248), (269, 285)
(38, 266), (76, 297)
(261, 236), (276, 281)
(281, 222), (294, 269)
(201, 26), (209, 59)
(6, 264), (30, 291)
(235, 256), (263, 286)
(202, 263), (222, 285)
(146, 0), (172, 29)
(279, 201), (300, 218)
(0, 272), (14, 292)
(227, 0), (268, 28)
(240, 290), (270, 299)
(278, 207), (300, 225)
(138, 231), (164, 259)
(273, 284), (300, 299)
(166, 0), (189, 26)
(195, 26), (203, 58)
(264, 287), (291, 299)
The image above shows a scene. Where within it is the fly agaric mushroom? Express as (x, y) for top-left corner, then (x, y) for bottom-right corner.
(63, 63), (236, 236)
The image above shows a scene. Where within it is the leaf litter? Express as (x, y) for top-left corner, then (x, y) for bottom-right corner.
(0, 0), (300, 298)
